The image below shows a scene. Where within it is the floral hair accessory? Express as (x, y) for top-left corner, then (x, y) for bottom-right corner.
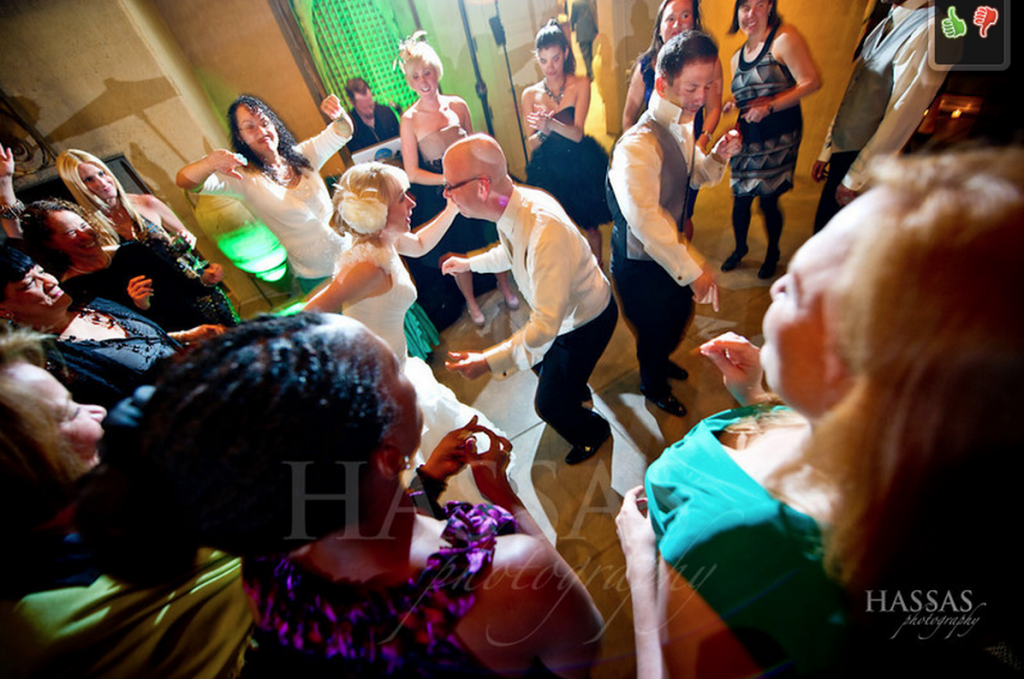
(395, 30), (428, 71)
(339, 188), (387, 235)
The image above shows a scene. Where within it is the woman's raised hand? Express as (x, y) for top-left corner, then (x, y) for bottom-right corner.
(204, 150), (247, 180)
(321, 95), (354, 137)
(320, 94), (343, 120)
(699, 332), (769, 406)
(1, 144), (15, 180)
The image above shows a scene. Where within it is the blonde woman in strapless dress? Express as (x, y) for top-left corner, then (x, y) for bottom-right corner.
(398, 32), (518, 327)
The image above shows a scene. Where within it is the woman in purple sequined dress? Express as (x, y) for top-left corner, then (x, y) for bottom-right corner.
(75, 314), (602, 678)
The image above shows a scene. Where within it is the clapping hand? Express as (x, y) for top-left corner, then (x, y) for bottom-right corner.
(526, 104), (554, 134)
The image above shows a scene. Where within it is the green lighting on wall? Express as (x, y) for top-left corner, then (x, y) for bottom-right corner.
(216, 221), (290, 282)
(310, 0), (415, 112)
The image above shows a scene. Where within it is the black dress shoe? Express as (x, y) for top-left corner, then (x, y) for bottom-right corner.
(565, 430), (611, 465)
(642, 389), (687, 417)
(666, 361), (689, 381)
(721, 247), (748, 272)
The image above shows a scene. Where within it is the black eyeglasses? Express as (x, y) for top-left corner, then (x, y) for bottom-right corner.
(443, 175), (486, 194)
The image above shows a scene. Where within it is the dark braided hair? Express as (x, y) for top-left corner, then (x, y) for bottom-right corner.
(228, 95), (315, 175)
(76, 313), (401, 582)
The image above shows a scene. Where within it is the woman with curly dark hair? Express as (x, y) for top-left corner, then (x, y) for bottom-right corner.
(16, 198), (235, 331)
(177, 94), (354, 292)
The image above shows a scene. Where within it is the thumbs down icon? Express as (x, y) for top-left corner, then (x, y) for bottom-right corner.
(973, 5), (999, 38)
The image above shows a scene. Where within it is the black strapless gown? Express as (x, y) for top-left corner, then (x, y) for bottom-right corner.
(525, 107), (611, 231)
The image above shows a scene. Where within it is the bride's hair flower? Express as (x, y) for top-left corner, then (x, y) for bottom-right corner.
(338, 188), (387, 235)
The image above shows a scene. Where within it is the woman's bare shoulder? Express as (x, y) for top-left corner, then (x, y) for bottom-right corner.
(401, 101), (420, 121)
(127, 192), (164, 212)
(774, 21), (811, 49)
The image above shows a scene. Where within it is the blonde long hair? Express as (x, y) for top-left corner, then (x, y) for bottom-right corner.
(56, 149), (134, 244)
(805, 148), (1024, 623)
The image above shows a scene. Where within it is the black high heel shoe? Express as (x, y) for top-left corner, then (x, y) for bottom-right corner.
(758, 250), (780, 279)
(721, 247), (748, 272)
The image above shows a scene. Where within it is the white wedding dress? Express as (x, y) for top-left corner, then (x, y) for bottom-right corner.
(337, 240), (501, 504)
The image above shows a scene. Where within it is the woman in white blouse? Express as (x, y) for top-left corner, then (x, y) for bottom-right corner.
(177, 94), (353, 292)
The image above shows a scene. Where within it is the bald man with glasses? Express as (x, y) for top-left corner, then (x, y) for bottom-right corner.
(441, 134), (618, 465)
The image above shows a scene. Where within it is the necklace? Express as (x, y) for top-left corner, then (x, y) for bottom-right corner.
(106, 203), (140, 241)
(77, 307), (120, 331)
(542, 77), (566, 105)
(265, 162), (295, 187)
(58, 307), (122, 340)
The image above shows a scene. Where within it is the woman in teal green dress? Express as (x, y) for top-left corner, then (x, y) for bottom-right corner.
(618, 200), (858, 677)
(617, 148), (1024, 677)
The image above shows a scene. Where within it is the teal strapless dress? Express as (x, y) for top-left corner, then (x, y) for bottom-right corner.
(646, 405), (848, 675)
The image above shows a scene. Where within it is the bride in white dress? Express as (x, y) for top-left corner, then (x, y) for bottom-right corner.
(306, 162), (504, 502)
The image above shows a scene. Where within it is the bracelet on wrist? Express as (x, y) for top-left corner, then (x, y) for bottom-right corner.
(416, 465), (448, 495)
(0, 199), (25, 220)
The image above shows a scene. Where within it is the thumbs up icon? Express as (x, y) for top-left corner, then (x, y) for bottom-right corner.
(973, 6), (999, 38)
(942, 6), (968, 38)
